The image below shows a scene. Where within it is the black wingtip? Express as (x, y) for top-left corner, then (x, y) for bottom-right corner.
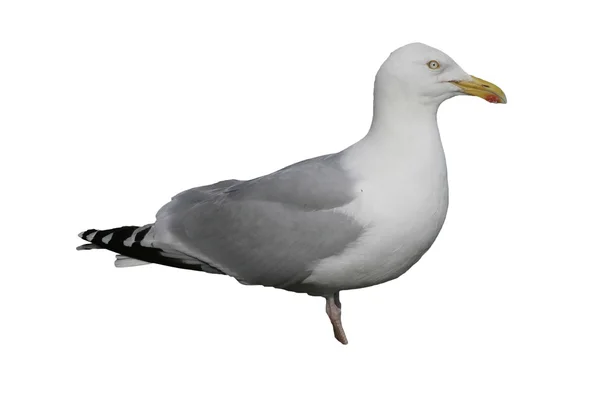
(78, 229), (97, 240)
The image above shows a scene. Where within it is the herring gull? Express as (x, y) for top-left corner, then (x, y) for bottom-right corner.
(77, 42), (506, 345)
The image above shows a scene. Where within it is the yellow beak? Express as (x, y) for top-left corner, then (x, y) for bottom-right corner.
(451, 76), (507, 104)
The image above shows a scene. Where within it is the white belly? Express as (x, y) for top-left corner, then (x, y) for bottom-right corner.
(303, 135), (449, 291)
(304, 182), (448, 291)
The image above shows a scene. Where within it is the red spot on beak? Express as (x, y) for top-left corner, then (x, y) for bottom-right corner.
(485, 94), (500, 103)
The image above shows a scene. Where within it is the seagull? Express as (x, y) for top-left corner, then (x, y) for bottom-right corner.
(78, 42), (506, 345)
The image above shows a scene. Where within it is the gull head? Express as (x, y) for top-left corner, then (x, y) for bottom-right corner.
(377, 42), (506, 106)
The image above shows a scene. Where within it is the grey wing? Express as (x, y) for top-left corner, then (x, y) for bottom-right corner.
(155, 179), (241, 219)
(224, 153), (356, 210)
(151, 153), (363, 290)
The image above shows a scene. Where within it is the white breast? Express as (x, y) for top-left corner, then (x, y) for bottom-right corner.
(303, 123), (449, 291)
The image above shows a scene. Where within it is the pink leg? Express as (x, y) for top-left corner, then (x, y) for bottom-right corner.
(325, 292), (348, 345)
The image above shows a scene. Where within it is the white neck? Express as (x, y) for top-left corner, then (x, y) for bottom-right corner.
(343, 78), (447, 180)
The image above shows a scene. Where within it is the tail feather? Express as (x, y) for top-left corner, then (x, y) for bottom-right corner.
(77, 225), (223, 274)
(114, 255), (150, 268)
(76, 243), (102, 250)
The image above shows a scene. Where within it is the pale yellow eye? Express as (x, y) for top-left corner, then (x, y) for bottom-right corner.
(427, 60), (440, 69)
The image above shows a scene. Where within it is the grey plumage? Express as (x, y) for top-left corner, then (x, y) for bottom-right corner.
(80, 152), (363, 295)
(172, 191), (361, 291)
(224, 153), (356, 210)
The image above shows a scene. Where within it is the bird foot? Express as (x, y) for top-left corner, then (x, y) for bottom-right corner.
(326, 293), (348, 345)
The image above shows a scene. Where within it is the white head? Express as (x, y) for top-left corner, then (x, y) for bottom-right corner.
(375, 42), (506, 107)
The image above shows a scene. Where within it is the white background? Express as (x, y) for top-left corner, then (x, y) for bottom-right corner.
(1, 1), (599, 399)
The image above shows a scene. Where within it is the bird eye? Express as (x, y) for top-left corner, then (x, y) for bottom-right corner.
(427, 60), (440, 70)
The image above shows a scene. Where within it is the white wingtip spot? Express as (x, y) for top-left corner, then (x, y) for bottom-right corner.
(86, 231), (97, 241)
(101, 233), (113, 244)
(124, 226), (143, 247)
